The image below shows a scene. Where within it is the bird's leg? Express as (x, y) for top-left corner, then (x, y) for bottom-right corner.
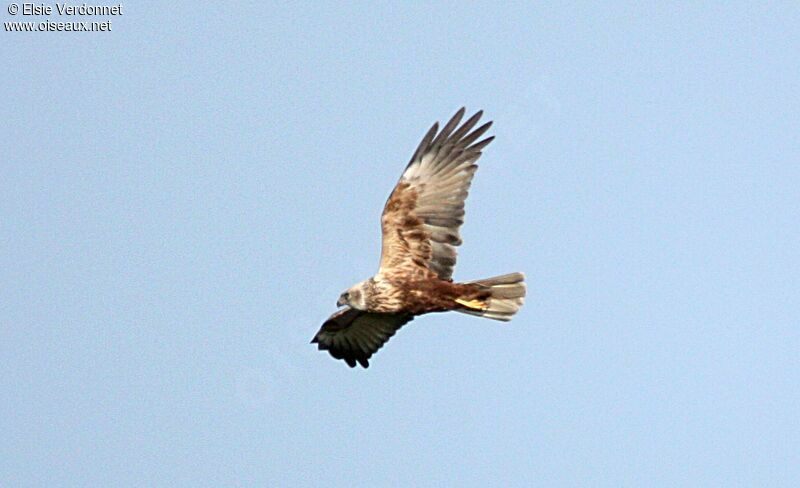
(455, 298), (489, 310)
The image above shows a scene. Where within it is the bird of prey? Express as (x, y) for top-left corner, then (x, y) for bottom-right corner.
(311, 108), (526, 368)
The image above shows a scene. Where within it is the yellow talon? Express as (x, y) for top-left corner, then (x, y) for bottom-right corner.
(455, 298), (488, 310)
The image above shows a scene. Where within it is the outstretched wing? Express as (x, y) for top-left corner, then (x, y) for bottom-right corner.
(379, 108), (493, 281)
(311, 307), (414, 368)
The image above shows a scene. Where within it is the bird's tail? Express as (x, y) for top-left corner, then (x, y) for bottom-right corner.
(455, 272), (526, 321)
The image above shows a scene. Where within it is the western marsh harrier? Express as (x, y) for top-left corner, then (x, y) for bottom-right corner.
(312, 108), (525, 368)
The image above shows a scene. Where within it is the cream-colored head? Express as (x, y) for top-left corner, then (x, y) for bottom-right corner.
(337, 281), (369, 310)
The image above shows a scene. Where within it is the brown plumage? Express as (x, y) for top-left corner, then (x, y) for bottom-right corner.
(312, 108), (526, 368)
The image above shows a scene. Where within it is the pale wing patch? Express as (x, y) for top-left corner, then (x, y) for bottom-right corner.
(379, 108), (494, 280)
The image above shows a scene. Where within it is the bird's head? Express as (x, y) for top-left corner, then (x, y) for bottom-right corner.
(337, 281), (368, 310)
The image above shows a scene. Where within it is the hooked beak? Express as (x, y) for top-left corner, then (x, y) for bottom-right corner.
(336, 297), (346, 307)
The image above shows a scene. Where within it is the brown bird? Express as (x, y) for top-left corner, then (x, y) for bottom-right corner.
(311, 108), (526, 368)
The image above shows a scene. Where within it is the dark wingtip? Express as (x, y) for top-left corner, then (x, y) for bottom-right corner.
(470, 135), (495, 152)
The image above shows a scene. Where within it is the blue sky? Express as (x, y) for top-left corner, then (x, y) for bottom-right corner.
(2, 2), (798, 486)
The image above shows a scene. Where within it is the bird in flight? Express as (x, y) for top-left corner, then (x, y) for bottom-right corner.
(311, 108), (526, 368)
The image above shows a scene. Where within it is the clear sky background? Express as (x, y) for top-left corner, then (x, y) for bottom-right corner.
(2, 2), (798, 486)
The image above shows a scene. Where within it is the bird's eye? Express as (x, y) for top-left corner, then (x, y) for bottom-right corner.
(344, 292), (350, 299)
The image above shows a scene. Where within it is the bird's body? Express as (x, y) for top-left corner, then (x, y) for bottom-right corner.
(356, 275), (491, 315)
(312, 108), (526, 368)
